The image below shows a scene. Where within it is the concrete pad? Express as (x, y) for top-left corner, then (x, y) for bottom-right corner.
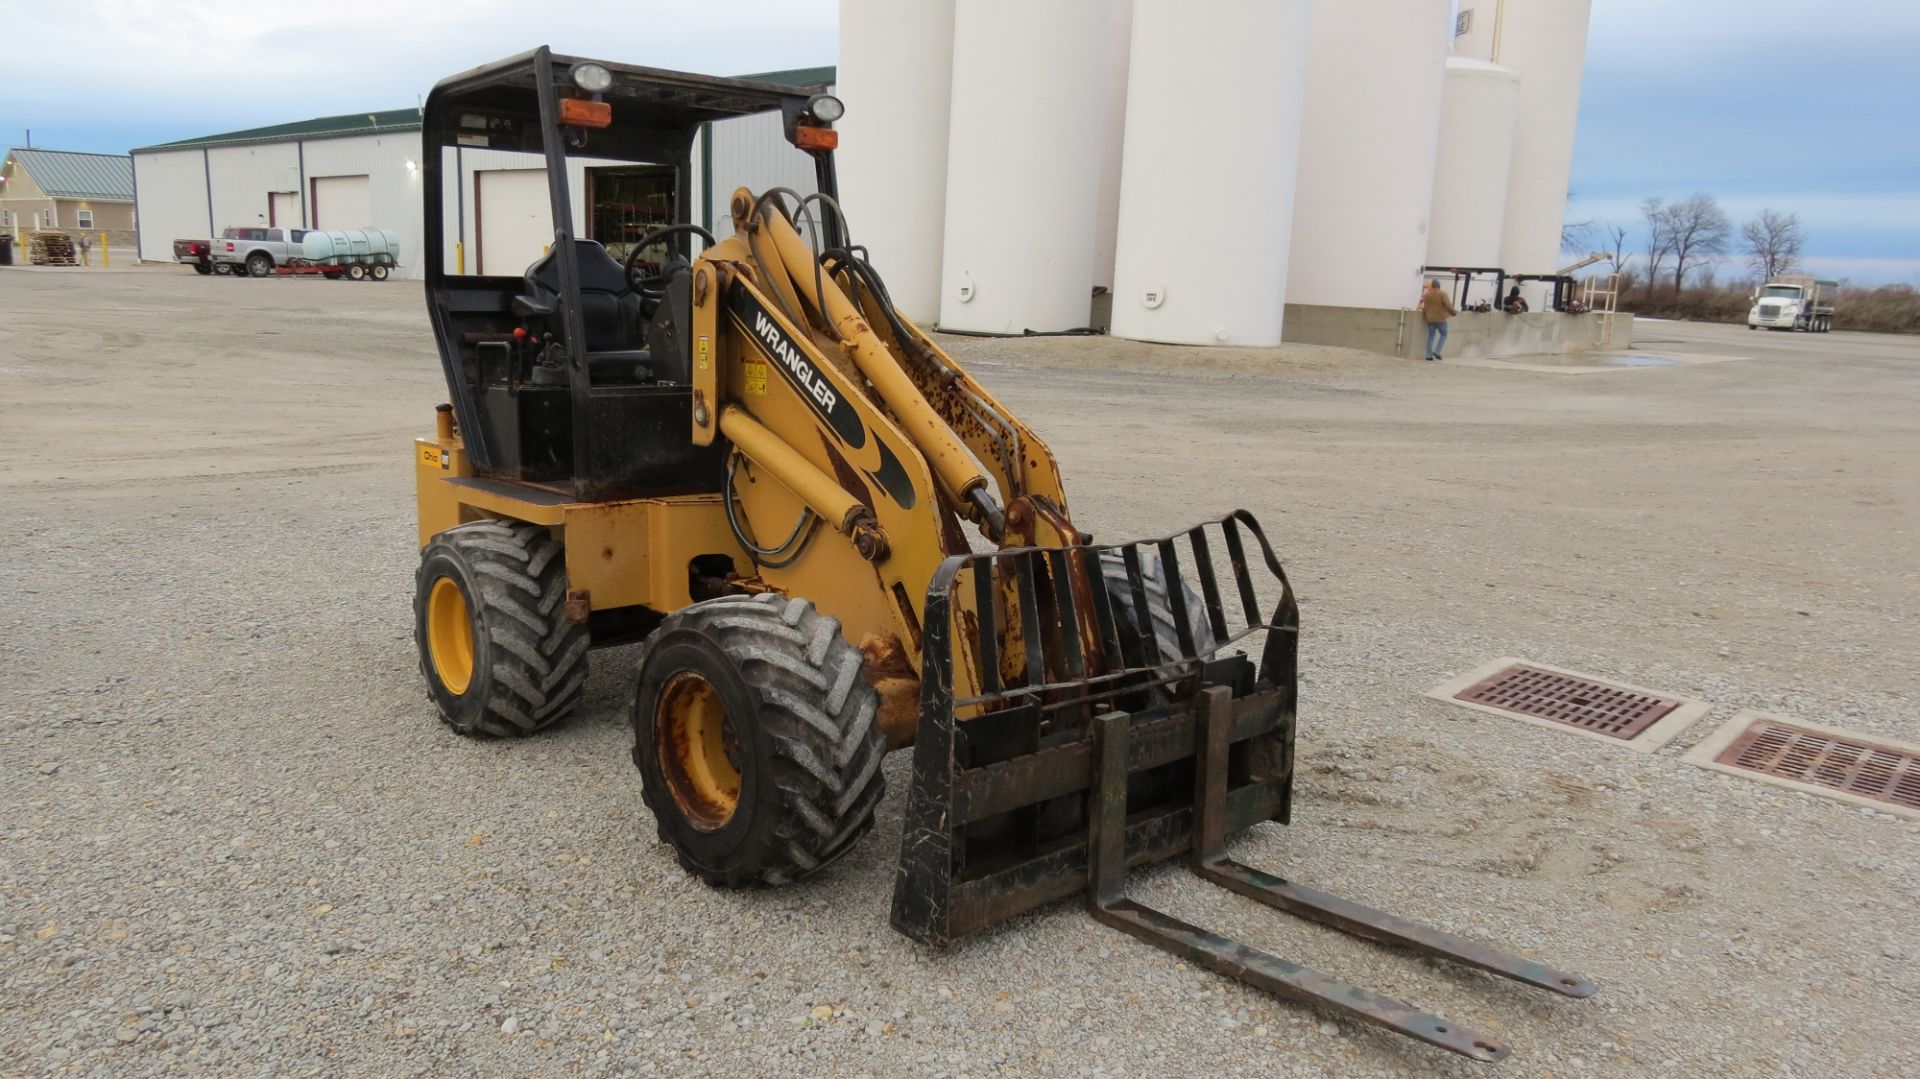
(1427, 657), (1712, 753)
(1448, 350), (1748, 375)
(1684, 710), (1920, 820)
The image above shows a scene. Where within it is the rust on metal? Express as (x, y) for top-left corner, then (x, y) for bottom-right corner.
(889, 513), (1593, 1063)
(1456, 664), (1678, 740)
(858, 632), (922, 749)
(564, 588), (592, 623)
(1716, 719), (1920, 811)
(1087, 703), (1516, 1062)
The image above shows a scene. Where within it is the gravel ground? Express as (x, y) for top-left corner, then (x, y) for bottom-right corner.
(2, 267), (1917, 1077)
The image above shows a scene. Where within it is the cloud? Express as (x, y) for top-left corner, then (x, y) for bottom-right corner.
(8, 0), (837, 148)
(1567, 0), (1918, 282)
(1798, 255), (1920, 285)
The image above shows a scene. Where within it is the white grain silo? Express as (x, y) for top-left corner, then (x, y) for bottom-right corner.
(939, 0), (1110, 334)
(1090, 0), (1135, 301)
(1426, 56), (1519, 304)
(1110, 0), (1313, 347)
(1285, 0), (1452, 311)
(1455, 0), (1594, 299)
(835, 0), (955, 323)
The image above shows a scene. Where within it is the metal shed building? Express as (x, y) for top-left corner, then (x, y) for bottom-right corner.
(131, 67), (832, 281)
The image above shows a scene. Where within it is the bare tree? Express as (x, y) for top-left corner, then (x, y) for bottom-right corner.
(1662, 193), (1731, 292)
(1560, 187), (1594, 254)
(1561, 217), (1596, 254)
(1741, 208), (1804, 282)
(1640, 198), (1674, 300)
(1602, 223), (1632, 275)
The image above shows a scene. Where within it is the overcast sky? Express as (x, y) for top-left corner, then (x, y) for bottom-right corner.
(4, 0), (1914, 283)
(1570, 0), (1920, 284)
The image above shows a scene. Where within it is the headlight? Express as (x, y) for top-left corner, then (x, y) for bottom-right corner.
(807, 94), (845, 123)
(571, 63), (614, 93)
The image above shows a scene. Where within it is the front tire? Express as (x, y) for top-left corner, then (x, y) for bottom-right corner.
(414, 519), (589, 737)
(348, 263), (367, 281)
(371, 264), (391, 281)
(632, 594), (886, 887)
(1098, 550), (1218, 666)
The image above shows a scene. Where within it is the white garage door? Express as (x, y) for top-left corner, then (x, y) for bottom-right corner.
(310, 175), (371, 229)
(269, 191), (300, 228)
(477, 169), (553, 276)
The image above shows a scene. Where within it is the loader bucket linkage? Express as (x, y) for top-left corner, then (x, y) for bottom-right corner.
(891, 511), (1595, 1062)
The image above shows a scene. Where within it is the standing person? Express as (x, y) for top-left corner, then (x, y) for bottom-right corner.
(77, 233), (92, 267)
(1419, 279), (1457, 361)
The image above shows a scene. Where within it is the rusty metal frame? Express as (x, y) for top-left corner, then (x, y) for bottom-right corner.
(890, 510), (1595, 1062)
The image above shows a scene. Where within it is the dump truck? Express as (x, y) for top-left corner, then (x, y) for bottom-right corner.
(406, 48), (1595, 1063)
(1748, 275), (1838, 332)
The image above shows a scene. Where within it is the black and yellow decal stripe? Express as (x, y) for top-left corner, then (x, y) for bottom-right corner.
(726, 286), (916, 510)
(726, 286), (865, 449)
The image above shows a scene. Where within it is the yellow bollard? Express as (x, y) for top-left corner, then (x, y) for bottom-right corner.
(455, 241), (465, 275)
(100, 231), (108, 267)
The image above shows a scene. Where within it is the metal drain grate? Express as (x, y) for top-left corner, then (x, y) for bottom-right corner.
(1716, 719), (1920, 812)
(1455, 664), (1680, 741)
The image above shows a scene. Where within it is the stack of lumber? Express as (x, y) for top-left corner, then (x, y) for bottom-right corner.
(28, 231), (78, 266)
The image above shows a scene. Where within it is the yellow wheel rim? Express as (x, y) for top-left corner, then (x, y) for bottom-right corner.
(656, 672), (741, 830)
(426, 576), (475, 695)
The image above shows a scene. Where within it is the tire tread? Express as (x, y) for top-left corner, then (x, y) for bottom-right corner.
(635, 593), (886, 887)
(415, 519), (589, 737)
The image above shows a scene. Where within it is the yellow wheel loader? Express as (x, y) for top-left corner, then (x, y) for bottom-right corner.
(411, 48), (1594, 1061)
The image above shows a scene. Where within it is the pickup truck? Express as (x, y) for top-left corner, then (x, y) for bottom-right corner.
(214, 226), (304, 278)
(210, 225), (400, 281)
(172, 238), (216, 274)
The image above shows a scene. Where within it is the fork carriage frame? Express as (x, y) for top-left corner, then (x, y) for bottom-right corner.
(892, 510), (1595, 1062)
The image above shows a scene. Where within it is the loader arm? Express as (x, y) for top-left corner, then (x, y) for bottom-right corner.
(686, 188), (1063, 743)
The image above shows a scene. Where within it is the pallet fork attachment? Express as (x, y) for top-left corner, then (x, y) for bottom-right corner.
(892, 511), (1595, 1062)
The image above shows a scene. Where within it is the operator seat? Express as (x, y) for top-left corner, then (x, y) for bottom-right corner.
(517, 240), (653, 384)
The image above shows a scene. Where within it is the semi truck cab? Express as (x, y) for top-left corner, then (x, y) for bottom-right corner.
(1748, 276), (1837, 333)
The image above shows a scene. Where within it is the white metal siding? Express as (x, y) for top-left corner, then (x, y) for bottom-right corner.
(440, 148), (600, 276)
(300, 133), (424, 278)
(136, 131), (425, 277)
(131, 149), (211, 262)
(476, 169), (553, 276)
(699, 110), (821, 242)
(206, 143), (301, 234)
(310, 175), (372, 230)
(268, 191), (299, 227)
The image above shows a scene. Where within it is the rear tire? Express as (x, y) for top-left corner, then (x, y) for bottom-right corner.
(413, 519), (589, 738)
(246, 252), (273, 278)
(371, 264), (390, 281)
(632, 593), (886, 887)
(193, 261), (213, 275)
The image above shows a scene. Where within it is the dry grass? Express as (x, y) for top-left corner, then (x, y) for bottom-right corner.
(1614, 274), (1920, 334)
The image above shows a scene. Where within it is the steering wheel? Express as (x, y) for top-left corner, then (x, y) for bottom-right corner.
(624, 224), (718, 293)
